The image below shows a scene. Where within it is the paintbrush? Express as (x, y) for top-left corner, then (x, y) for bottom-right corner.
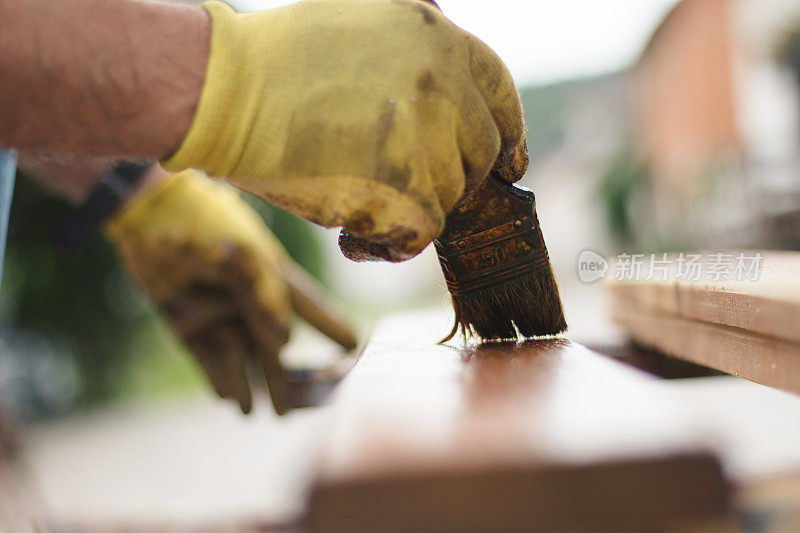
(338, 170), (567, 343)
(435, 172), (566, 342)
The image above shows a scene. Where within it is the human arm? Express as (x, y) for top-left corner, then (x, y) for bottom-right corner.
(0, 0), (208, 159)
(2, 0), (528, 263)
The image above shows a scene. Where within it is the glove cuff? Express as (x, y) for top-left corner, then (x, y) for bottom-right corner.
(105, 169), (197, 242)
(161, 1), (254, 177)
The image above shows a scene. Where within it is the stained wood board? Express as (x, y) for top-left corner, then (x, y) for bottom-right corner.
(607, 251), (800, 345)
(610, 302), (800, 396)
(307, 313), (729, 532)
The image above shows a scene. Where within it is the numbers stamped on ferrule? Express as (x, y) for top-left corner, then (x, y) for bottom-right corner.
(436, 216), (549, 292)
(457, 234), (535, 273)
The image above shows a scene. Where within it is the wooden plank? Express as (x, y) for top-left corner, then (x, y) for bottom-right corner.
(610, 302), (800, 396)
(308, 313), (729, 532)
(607, 251), (800, 344)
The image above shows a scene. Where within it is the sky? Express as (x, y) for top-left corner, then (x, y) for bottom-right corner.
(235, 0), (681, 86)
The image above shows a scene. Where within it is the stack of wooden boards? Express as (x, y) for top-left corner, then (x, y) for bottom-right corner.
(609, 251), (800, 395)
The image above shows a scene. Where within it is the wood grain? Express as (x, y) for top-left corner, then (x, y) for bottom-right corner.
(607, 251), (800, 344)
(607, 251), (800, 394)
(308, 313), (729, 532)
(611, 302), (800, 396)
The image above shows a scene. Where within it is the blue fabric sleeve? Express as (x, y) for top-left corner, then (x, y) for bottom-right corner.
(0, 150), (17, 291)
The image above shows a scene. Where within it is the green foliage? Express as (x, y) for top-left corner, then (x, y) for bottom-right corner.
(597, 146), (649, 246)
(1, 174), (153, 408)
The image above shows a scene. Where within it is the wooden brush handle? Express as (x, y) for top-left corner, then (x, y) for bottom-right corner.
(280, 259), (359, 351)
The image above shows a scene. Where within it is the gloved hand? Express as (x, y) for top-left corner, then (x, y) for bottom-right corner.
(163, 0), (528, 262)
(107, 168), (357, 414)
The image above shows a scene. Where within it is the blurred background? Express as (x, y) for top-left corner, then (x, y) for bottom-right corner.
(3, 0), (800, 528)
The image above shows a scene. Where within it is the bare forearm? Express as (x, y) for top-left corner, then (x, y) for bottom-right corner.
(0, 0), (209, 159)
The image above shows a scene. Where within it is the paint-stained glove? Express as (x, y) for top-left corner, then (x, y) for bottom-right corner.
(163, 0), (528, 262)
(107, 169), (357, 414)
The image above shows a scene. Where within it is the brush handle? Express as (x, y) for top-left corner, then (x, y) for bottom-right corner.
(280, 258), (359, 352)
(434, 173), (549, 295)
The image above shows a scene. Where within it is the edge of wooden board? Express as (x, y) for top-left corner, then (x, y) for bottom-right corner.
(611, 300), (800, 395)
(308, 453), (727, 533)
(606, 251), (800, 345)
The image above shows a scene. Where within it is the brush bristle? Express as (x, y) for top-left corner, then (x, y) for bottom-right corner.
(444, 267), (567, 342)
(435, 175), (566, 343)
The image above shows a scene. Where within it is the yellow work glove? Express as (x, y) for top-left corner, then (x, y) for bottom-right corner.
(107, 168), (357, 415)
(163, 0), (528, 262)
